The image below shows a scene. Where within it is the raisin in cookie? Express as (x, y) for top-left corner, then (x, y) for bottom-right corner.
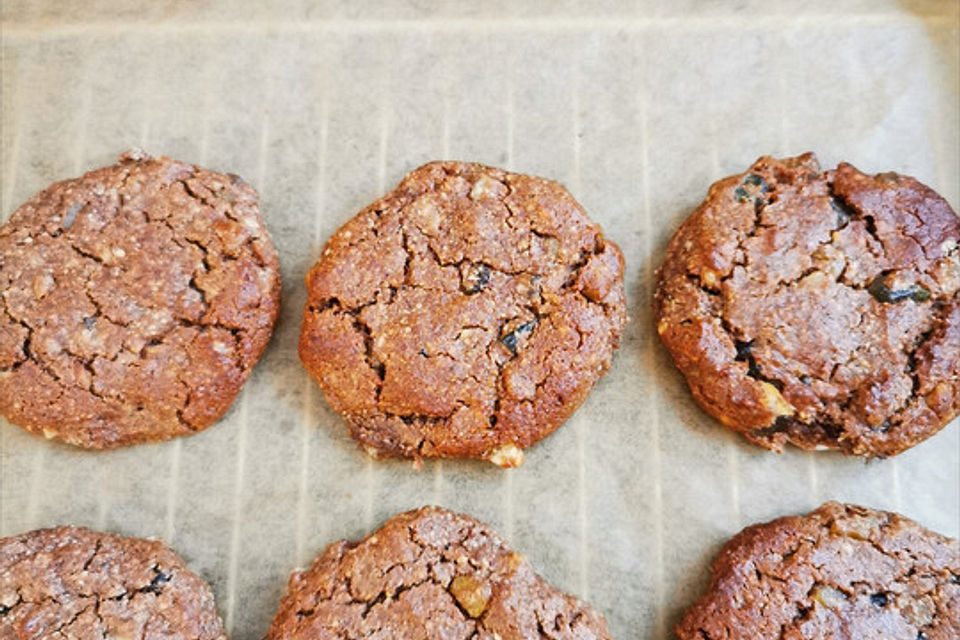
(299, 161), (625, 467)
(265, 506), (611, 639)
(0, 151), (281, 448)
(0, 526), (225, 639)
(676, 502), (960, 640)
(655, 153), (959, 457)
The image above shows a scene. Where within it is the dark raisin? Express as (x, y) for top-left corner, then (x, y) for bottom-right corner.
(771, 415), (792, 432)
(500, 320), (538, 355)
(476, 265), (490, 287)
(733, 186), (749, 203)
(0, 604), (9, 615)
(143, 569), (172, 594)
(868, 276), (931, 304)
(821, 422), (844, 439)
(952, 573), (960, 584)
(462, 263), (491, 294)
(84, 316), (96, 330)
(734, 340), (763, 379)
(800, 375), (812, 386)
(62, 202), (82, 230)
(743, 173), (768, 191)
(734, 340), (753, 362)
(752, 415), (793, 439)
(872, 420), (892, 433)
(420, 349), (428, 358)
(870, 593), (888, 607)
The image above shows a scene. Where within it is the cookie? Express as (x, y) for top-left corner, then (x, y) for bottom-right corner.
(0, 526), (225, 639)
(299, 161), (626, 467)
(676, 502), (960, 640)
(655, 153), (959, 457)
(265, 506), (611, 639)
(0, 151), (281, 448)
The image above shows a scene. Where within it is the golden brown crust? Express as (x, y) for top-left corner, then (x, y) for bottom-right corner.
(0, 526), (226, 639)
(265, 506), (611, 639)
(675, 502), (960, 640)
(0, 151), (281, 448)
(299, 161), (626, 466)
(655, 153), (959, 457)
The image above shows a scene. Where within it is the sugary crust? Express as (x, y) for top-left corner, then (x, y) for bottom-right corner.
(299, 161), (626, 465)
(675, 502), (960, 640)
(655, 153), (960, 456)
(0, 151), (281, 448)
(0, 526), (226, 639)
(265, 506), (611, 639)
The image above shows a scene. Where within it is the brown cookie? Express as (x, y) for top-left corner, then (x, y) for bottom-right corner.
(655, 153), (960, 457)
(0, 151), (281, 448)
(676, 502), (960, 640)
(0, 526), (225, 639)
(299, 161), (626, 467)
(265, 506), (611, 639)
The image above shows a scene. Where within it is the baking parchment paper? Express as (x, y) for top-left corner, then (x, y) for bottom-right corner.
(1, 1), (958, 637)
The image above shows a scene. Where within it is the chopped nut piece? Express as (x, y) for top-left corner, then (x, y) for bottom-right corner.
(700, 269), (721, 290)
(813, 585), (847, 609)
(488, 443), (524, 468)
(469, 175), (502, 201)
(759, 382), (794, 417)
(32, 273), (55, 299)
(449, 575), (491, 618)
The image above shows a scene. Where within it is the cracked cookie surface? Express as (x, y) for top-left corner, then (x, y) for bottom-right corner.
(0, 151), (281, 448)
(299, 161), (625, 466)
(265, 506), (611, 640)
(675, 502), (960, 640)
(0, 526), (226, 639)
(655, 153), (959, 457)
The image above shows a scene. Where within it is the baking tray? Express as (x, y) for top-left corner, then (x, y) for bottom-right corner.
(1, 2), (958, 637)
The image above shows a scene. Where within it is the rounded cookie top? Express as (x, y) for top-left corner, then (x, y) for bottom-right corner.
(299, 161), (625, 466)
(265, 506), (611, 640)
(0, 526), (226, 639)
(676, 502), (960, 640)
(0, 151), (281, 448)
(655, 153), (959, 457)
